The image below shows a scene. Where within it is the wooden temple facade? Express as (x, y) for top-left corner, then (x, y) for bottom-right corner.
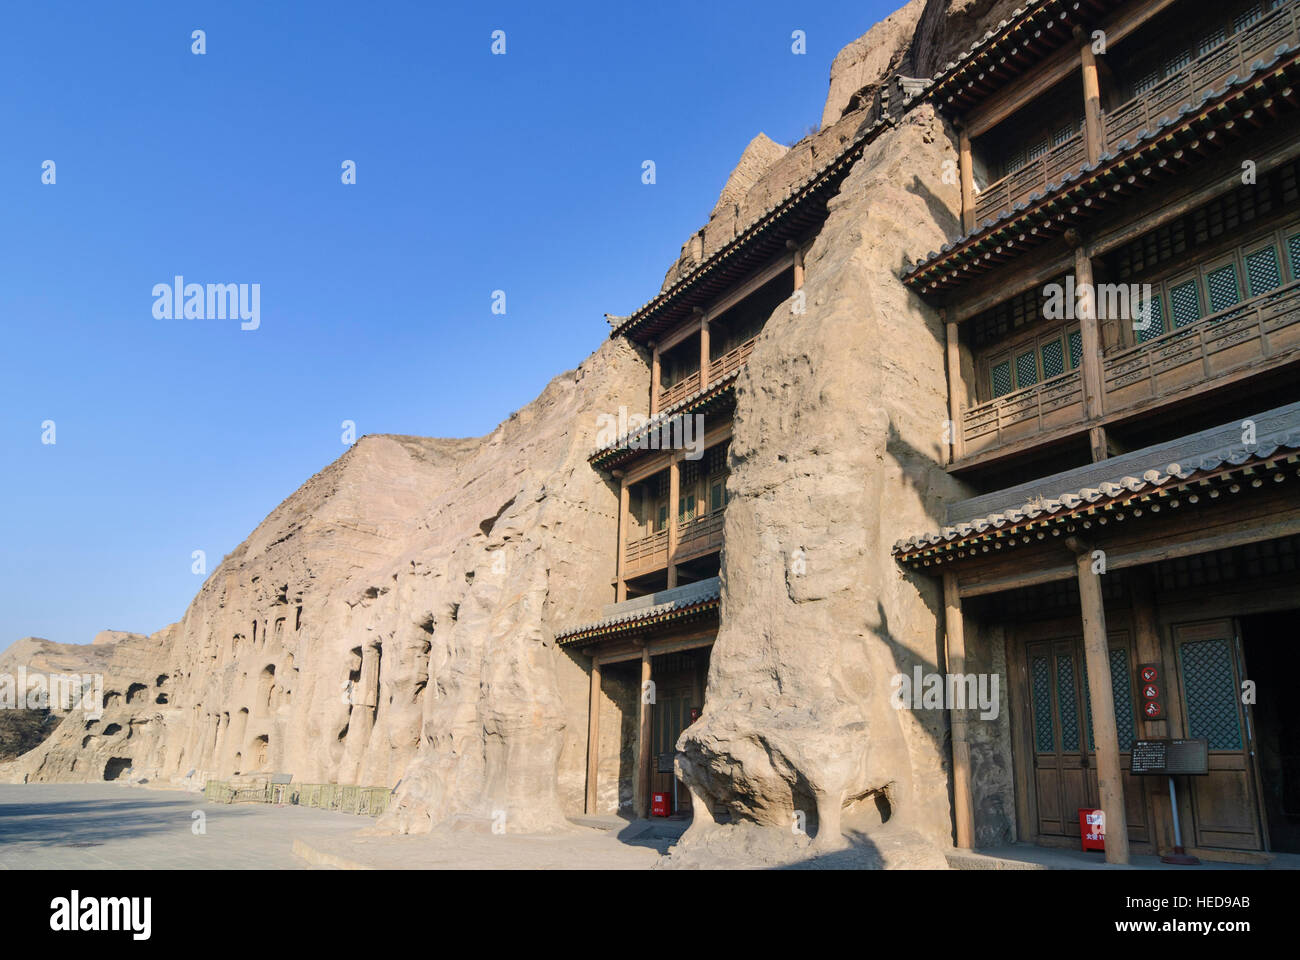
(897, 0), (1300, 862)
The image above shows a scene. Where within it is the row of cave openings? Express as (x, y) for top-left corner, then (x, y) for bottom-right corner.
(80, 673), (171, 781)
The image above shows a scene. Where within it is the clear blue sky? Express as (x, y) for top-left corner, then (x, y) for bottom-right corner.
(0, 0), (895, 647)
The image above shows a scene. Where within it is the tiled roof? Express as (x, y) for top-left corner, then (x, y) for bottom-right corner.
(892, 403), (1300, 562)
(555, 578), (721, 645)
(916, 0), (1129, 114)
(609, 111), (896, 345)
(902, 43), (1300, 292)
(588, 370), (739, 470)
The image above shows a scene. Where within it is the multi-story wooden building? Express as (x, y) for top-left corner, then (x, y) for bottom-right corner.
(895, 0), (1300, 862)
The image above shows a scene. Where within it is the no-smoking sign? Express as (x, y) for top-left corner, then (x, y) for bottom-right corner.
(1139, 663), (1163, 722)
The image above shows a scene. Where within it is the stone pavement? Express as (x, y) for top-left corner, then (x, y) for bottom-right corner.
(0, 783), (370, 869)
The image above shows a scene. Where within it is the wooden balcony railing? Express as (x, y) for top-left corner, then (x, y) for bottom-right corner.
(960, 368), (1085, 455)
(973, 126), (1086, 225)
(1103, 280), (1300, 409)
(623, 528), (669, 578)
(675, 511), (725, 560)
(1104, 5), (1299, 151)
(655, 336), (758, 412)
(959, 280), (1300, 460)
(707, 336), (757, 383)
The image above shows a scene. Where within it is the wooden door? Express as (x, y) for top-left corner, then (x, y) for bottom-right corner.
(1025, 633), (1148, 841)
(1171, 619), (1263, 850)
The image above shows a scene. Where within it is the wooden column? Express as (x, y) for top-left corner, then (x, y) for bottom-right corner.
(634, 645), (653, 819)
(698, 315), (710, 391)
(667, 457), (680, 588)
(959, 127), (976, 234)
(1075, 547), (1131, 864)
(615, 473), (629, 602)
(792, 245), (805, 290)
(1080, 32), (1106, 165)
(584, 657), (602, 814)
(1073, 243), (1109, 462)
(649, 343), (661, 418)
(943, 572), (977, 849)
(944, 313), (965, 464)
(1130, 566), (1173, 851)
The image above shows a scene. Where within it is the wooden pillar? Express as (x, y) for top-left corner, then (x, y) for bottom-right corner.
(943, 572), (977, 849)
(1073, 243), (1109, 462)
(699, 315), (710, 391)
(634, 646), (652, 819)
(667, 457), (680, 588)
(615, 473), (629, 602)
(959, 127), (976, 234)
(1130, 566), (1173, 851)
(945, 313), (965, 464)
(584, 657), (602, 814)
(649, 343), (661, 418)
(792, 246), (805, 290)
(1075, 547), (1130, 864)
(1080, 32), (1105, 165)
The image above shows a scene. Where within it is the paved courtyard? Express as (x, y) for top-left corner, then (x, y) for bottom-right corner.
(0, 783), (371, 869)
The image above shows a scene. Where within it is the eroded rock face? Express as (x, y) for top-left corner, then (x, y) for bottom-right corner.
(2, 339), (648, 821)
(673, 104), (972, 859)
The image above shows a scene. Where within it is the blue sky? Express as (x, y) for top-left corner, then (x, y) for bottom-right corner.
(0, 0), (895, 646)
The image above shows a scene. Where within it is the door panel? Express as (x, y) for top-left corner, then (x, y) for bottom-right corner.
(1173, 620), (1263, 851)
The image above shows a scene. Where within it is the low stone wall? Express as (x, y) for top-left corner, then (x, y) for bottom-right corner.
(203, 780), (391, 817)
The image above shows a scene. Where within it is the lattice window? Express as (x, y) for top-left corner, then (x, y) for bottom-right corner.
(1179, 638), (1242, 750)
(1026, 136), (1050, 162)
(1234, 5), (1263, 31)
(991, 361), (1013, 398)
(1041, 338), (1066, 379)
(1056, 656), (1080, 751)
(1198, 26), (1228, 55)
(706, 443), (727, 475)
(1287, 231), (1300, 280)
(1205, 263), (1241, 314)
(1082, 647), (1135, 752)
(1244, 245), (1282, 296)
(1032, 657), (1055, 753)
(1015, 350), (1039, 388)
(1164, 50), (1192, 77)
(1068, 329), (1083, 368)
(1134, 69), (1160, 96)
(678, 493), (695, 523)
(709, 480), (724, 514)
(1170, 279), (1202, 327)
(1136, 293), (1165, 343)
(681, 458), (701, 485)
(1052, 120), (1079, 146)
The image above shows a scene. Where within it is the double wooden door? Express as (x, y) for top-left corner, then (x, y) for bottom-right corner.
(1025, 631), (1149, 843)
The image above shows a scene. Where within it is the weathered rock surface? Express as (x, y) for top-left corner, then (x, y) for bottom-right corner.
(3, 0), (1009, 864)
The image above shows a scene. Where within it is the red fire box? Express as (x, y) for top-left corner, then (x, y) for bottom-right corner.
(651, 792), (670, 817)
(1079, 808), (1105, 851)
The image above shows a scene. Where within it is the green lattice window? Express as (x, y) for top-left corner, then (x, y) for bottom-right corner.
(1015, 350), (1039, 388)
(1170, 279), (1202, 328)
(1164, 50), (1191, 77)
(1136, 293), (1165, 343)
(1234, 6), (1263, 31)
(1032, 657), (1055, 753)
(1179, 638), (1242, 750)
(1245, 245), (1282, 296)
(1286, 230), (1300, 280)
(1205, 263), (1241, 314)
(991, 361), (1013, 399)
(1056, 656), (1080, 752)
(1198, 26), (1227, 55)
(1041, 339), (1066, 379)
(1068, 329), (1083, 368)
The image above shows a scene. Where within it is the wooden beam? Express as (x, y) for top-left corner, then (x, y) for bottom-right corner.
(959, 128), (976, 235)
(945, 316), (965, 463)
(667, 458), (680, 589)
(701, 252), (796, 323)
(584, 657), (602, 814)
(634, 647), (652, 819)
(615, 477), (629, 602)
(1080, 35), (1105, 164)
(1075, 547), (1130, 865)
(943, 572), (977, 849)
